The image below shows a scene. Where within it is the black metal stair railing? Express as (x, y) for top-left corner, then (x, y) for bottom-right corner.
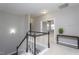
(16, 31), (50, 55)
(16, 20), (50, 55)
(16, 32), (28, 55)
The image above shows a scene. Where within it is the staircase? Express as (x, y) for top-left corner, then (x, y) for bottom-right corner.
(16, 31), (50, 55)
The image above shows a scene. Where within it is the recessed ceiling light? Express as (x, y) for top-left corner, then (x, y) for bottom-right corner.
(41, 10), (48, 14)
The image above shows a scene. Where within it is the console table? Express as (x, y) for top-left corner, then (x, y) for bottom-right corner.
(56, 34), (79, 49)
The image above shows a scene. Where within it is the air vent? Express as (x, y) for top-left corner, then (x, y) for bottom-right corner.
(59, 3), (69, 9)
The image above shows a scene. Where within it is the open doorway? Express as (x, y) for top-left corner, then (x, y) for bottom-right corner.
(41, 19), (55, 45)
(41, 20), (54, 33)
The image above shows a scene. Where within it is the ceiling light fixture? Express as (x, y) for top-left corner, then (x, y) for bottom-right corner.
(41, 10), (48, 14)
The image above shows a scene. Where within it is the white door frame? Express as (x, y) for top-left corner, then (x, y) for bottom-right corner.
(40, 18), (55, 32)
(40, 18), (56, 43)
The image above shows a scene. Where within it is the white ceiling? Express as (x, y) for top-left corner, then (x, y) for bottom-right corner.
(0, 3), (78, 17)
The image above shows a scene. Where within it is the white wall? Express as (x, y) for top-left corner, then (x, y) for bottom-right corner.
(0, 11), (28, 54)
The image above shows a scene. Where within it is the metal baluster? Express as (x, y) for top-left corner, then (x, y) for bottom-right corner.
(48, 21), (51, 48)
(34, 33), (36, 55)
(26, 33), (28, 52)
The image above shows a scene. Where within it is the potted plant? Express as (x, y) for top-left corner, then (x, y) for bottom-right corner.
(58, 27), (64, 34)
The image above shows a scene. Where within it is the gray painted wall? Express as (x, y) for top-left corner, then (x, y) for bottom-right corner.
(54, 4), (79, 44)
(55, 5), (79, 36)
(0, 12), (28, 54)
